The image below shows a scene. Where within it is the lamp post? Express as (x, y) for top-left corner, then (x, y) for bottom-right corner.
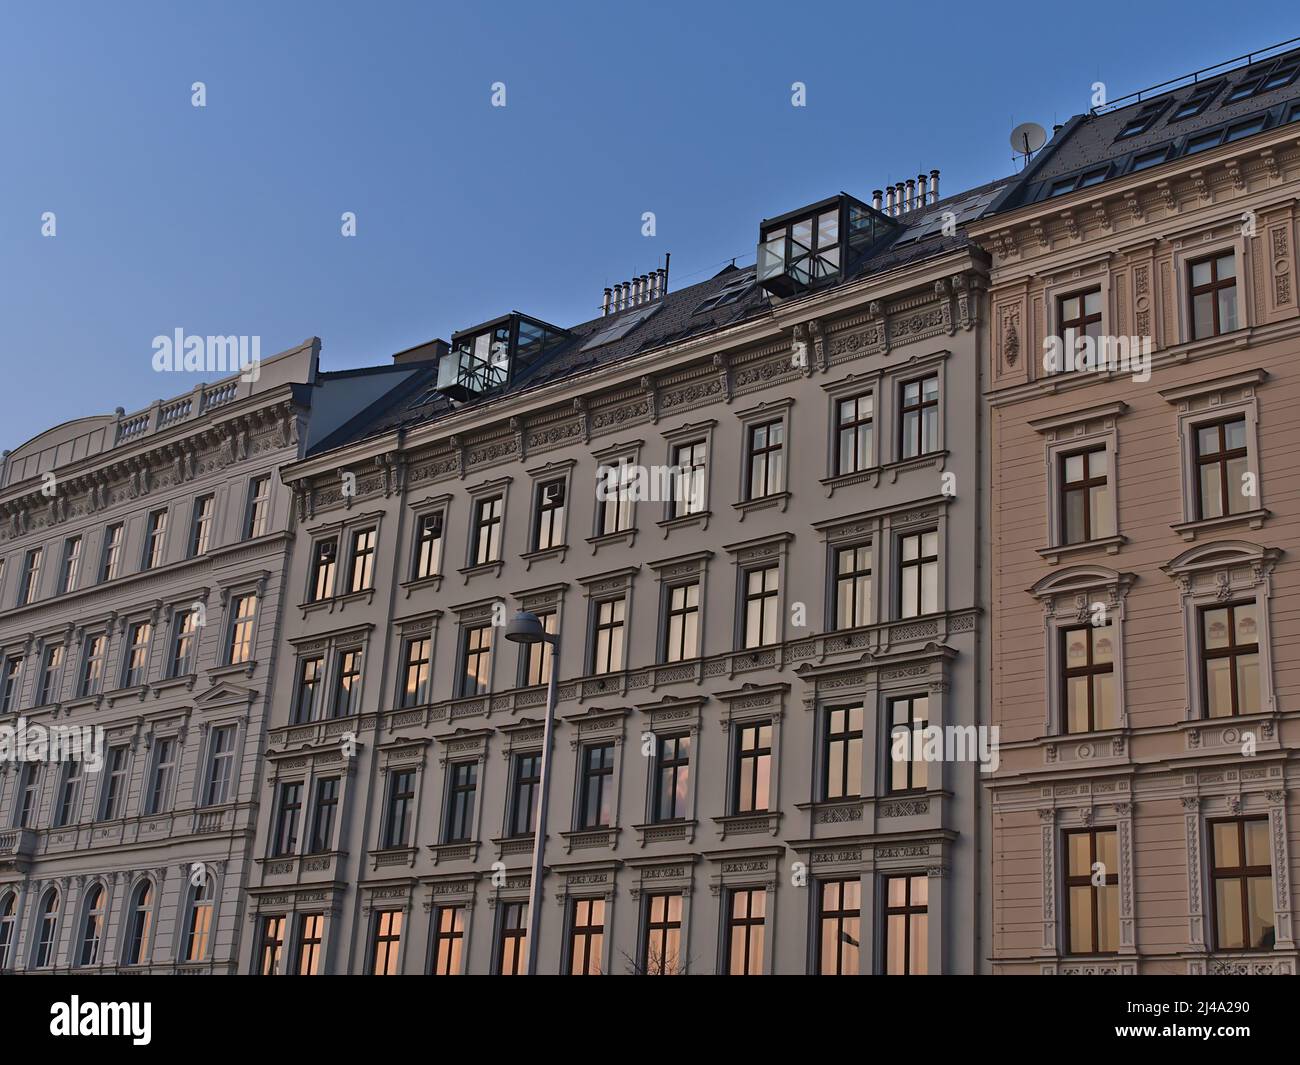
(504, 609), (559, 975)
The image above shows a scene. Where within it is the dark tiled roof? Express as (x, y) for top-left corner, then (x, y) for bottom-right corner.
(997, 44), (1300, 212)
(328, 181), (1014, 449)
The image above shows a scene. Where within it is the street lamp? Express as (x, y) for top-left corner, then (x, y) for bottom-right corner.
(504, 609), (559, 975)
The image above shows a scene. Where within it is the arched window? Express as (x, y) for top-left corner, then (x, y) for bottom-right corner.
(124, 881), (153, 966)
(33, 888), (60, 968)
(183, 878), (214, 962)
(78, 884), (106, 966)
(0, 892), (16, 970)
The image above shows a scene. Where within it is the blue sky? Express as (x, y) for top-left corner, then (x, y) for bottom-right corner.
(1, 0), (1295, 450)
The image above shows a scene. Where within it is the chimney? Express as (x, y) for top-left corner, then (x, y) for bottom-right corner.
(603, 262), (670, 316)
(929, 169), (940, 203)
(905, 178), (916, 212)
(872, 189), (883, 212)
(640, 274), (650, 304)
(392, 338), (449, 366)
(884, 187), (894, 215)
(602, 288), (612, 316)
(917, 173), (928, 207)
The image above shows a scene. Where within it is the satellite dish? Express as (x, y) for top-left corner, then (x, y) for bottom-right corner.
(1010, 121), (1048, 157)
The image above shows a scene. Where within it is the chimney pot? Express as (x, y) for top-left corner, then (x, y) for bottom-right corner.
(930, 169), (940, 203)
(906, 178), (916, 212)
(917, 174), (928, 208)
(872, 189), (883, 211)
(602, 288), (612, 316)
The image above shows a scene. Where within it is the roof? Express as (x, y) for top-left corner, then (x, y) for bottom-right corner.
(995, 41), (1300, 212)
(329, 179), (1012, 451)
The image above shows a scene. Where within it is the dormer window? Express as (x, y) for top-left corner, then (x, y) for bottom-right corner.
(757, 194), (891, 298)
(437, 313), (569, 401)
(1114, 101), (1168, 140)
(1170, 82), (1223, 121)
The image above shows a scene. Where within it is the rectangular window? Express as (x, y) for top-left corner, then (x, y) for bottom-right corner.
(412, 512), (443, 580)
(817, 879), (861, 975)
(579, 743), (615, 828)
(258, 916), (286, 975)
(897, 530), (939, 618)
(670, 440), (707, 518)
(1210, 817), (1275, 951)
(272, 781), (303, 857)
(227, 593), (256, 664)
(59, 536), (82, 594)
(889, 694), (929, 793)
(347, 528), (376, 593)
(204, 724), (236, 806)
(1, 655), (24, 712)
(732, 722), (772, 814)
(309, 539), (337, 601)
(653, 733), (691, 823)
(641, 893), (683, 975)
(459, 624), (492, 697)
(471, 495), (503, 565)
(37, 644), (62, 705)
(1200, 602), (1260, 718)
(444, 761), (477, 843)
(383, 769), (415, 849)
(332, 649), (362, 717)
(293, 655), (324, 724)
(100, 524), (123, 582)
(79, 633), (106, 697)
(146, 737), (176, 815)
(834, 544), (873, 629)
(19, 548), (42, 605)
(883, 874), (928, 974)
(822, 705), (863, 801)
(400, 637), (431, 707)
(567, 898), (605, 975)
(100, 745), (129, 820)
(746, 420), (785, 499)
(507, 752), (541, 838)
(1189, 253), (1238, 340)
(1062, 623), (1118, 732)
(430, 905), (466, 975)
(590, 597), (626, 674)
(1065, 828), (1119, 955)
(725, 888), (766, 975)
(1058, 289), (1103, 369)
(122, 621), (152, 688)
(143, 509), (168, 569)
(495, 901), (528, 975)
(743, 565), (779, 649)
(294, 913), (324, 975)
(369, 910), (403, 975)
(1060, 447), (1114, 544)
(663, 582), (700, 662)
(532, 479), (566, 551)
(308, 777), (339, 853)
(170, 608), (198, 677)
(899, 374), (939, 459)
(597, 461), (635, 536)
(836, 394), (874, 474)
(16, 763), (38, 827)
(244, 475), (271, 539)
(521, 611), (556, 687)
(1194, 416), (1249, 521)
(189, 495), (214, 557)
(54, 758), (82, 827)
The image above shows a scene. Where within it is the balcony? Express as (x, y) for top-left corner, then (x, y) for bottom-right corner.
(0, 827), (36, 872)
(757, 193), (894, 298)
(437, 313), (570, 401)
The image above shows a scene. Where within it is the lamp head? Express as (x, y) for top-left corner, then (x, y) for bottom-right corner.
(504, 610), (547, 645)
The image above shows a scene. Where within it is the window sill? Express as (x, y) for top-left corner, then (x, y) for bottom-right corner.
(881, 448), (949, 482)
(207, 660), (256, 682)
(105, 684), (150, 707)
(819, 467), (882, 497)
(151, 673), (198, 697)
(521, 544), (568, 570)
(299, 587), (375, 618)
(796, 798), (867, 826)
(559, 825), (619, 853)
(1044, 728), (1130, 765)
(1037, 534), (1127, 564)
(457, 560), (504, 584)
(632, 819), (697, 846)
(656, 510), (711, 537)
(585, 527), (637, 554)
(491, 833), (534, 860)
(712, 810), (781, 841)
(367, 845), (418, 871)
(732, 491), (790, 521)
(63, 693), (104, 712)
(427, 840), (479, 865)
(1171, 507), (1269, 541)
(399, 573), (444, 598)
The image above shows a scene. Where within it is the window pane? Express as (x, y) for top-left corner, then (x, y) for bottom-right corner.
(1068, 885), (1093, 952)
(1192, 291), (1215, 339)
(1205, 657), (1233, 717)
(1212, 822), (1240, 868)
(1244, 819), (1270, 866)
(1216, 880), (1245, 948)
